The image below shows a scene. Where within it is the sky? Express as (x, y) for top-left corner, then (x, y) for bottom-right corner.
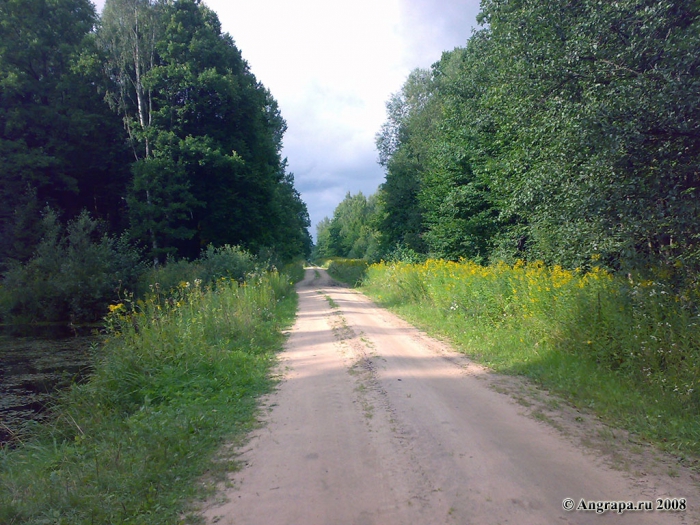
(92, 0), (481, 239)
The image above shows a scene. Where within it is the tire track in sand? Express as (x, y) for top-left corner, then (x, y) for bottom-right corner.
(201, 268), (697, 525)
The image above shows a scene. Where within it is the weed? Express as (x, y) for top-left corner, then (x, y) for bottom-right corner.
(324, 295), (339, 309)
(363, 259), (700, 458)
(0, 269), (298, 524)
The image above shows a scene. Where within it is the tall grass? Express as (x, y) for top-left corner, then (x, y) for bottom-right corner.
(363, 260), (700, 457)
(0, 269), (298, 525)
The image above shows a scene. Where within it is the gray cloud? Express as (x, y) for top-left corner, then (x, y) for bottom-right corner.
(291, 0), (482, 236)
(90, 0), (482, 240)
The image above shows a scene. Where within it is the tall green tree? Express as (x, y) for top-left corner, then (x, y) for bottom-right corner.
(99, 0), (310, 261)
(268, 171), (312, 261)
(314, 192), (380, 261)
(419, 44), (502, 262)
(376, 0), (700, 277)
(100, 0), (180, 260)
(376, 58), (502, 261)
(100, 0), (164, 159)
(478, 0), (700, 272)
(375, 69), (435, 254)
(147, 0), (295, 257)
(0, 0), (130, 263)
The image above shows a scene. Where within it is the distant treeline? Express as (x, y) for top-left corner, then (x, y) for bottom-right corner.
(0, 0), (312, 321)
(316, 0), (700, 286)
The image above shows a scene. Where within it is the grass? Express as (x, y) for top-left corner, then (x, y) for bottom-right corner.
(0, 267), (301, 525)
(322, 294), (339, 309)
(362, 259), (700, 461)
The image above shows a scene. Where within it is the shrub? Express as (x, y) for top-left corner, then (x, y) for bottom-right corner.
(327, 258), (368, 286)
(0, 210), (143, 322)
(134, 245), (261, 299)
(200, 244), (259, 282)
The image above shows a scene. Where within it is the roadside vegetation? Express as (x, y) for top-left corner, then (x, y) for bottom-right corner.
(316, 258), (369, 287)
(312, 0), (700, 464)
(1, 0), (312, 325)
(362, 259), (700, 460)
(1, 1), (312, 521)
(0, 262), (301, 525)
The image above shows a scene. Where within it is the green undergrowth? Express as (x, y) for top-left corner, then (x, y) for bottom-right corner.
(0, 268), (300, 525)
(362, 260), (700, 462)
(280, 260), (306, 284)
(322, 258), (368, 286)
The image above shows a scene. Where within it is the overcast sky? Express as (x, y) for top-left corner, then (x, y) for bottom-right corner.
(92, 0), (481, 238)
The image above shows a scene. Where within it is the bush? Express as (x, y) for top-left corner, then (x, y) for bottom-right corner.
(386, 242), (426, 264)
(0, 210), (143, 323)
(327, 258), (368, 286)
(280, 260), (306, 284)
(200, 244), (259, 282)
(134, 258), (205, 298)
(134, 244), (261, 299)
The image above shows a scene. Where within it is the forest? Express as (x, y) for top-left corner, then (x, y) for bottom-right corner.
(0, 0), (312, 322)
(316, 0), (700, 288)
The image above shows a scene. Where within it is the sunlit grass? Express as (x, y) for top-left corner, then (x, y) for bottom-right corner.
(363, 259), (700, 458)
(0, 267), (300, 525)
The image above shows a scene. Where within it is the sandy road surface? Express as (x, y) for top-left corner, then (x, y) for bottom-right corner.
(202, 268), (697, 525)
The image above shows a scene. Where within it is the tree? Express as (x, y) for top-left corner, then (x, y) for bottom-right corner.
(100, 0), (172, 260)
(376, 0), (700, 276)
(315, 192), (380, 261)
(375, 69), (436, 254)
(375, 57), (502, 261)
(478, 0), (700, 273)
(100, 0), (164, 159)
(98, 0), (310, 261)
(268, 171), (312, 261)
(314, 217), (334, 259)
(146, 0), (296, 257)
(0, 0), (131, 265)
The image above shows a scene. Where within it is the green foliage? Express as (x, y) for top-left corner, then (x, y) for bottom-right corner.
(127, 149), (203, 260)
(199, 244), (259, 282)
(375, 51), (505, 262)
(134, 244), (259, 298)
(374, 0), (700, 280)
(477, 0), (700, 274)
(1, 0), (311, 322)
(326, 258), (369, 287)
(314, 217), (334, 259)
(364, 260), (700, 456)
(0, 0), (131, 261)
(375, 69), (435, 254)
(267, 171), (313, 261)
(123, 0), (310, 260)
(0, 210), (143, 323)
(313, 192), (381, 262)
(0, 269), (296, 524)
(385, 242), (426, 264)
(279, 260), (306, 284)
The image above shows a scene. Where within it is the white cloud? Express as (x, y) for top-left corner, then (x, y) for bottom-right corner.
(91, 0), (481, 237)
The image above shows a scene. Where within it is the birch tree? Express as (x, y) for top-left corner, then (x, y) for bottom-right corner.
(99, 0), (167, 261)
(100, 0), (164, 158)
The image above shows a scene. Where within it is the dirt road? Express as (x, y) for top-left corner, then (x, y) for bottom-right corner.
(202, 268), (697, 524)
